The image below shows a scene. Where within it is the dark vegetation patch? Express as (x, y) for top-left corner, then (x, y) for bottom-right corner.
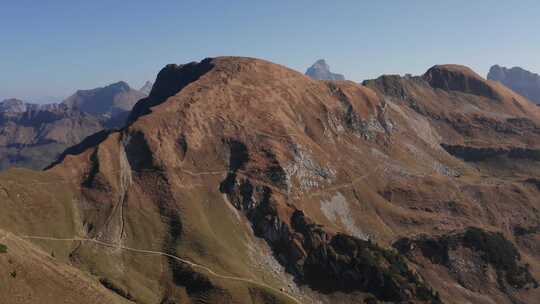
(81, 148), (110, 190)
(290, 211), (440, 303)
(124, 131), (159, 172)
(0, 243), (7, 253)
(525, 178), (540, 191)
(248, 287), (281, 304)
(177, 135), (188, 160)
(99, 278), (134, 301)
(513, 224), (540, 237)
(441, 144), (540, 162)
(261, 148), (288, 190)
(219, 139), (249, 195)
(170, 259), (215, 295)
(394, 227), (538, 290)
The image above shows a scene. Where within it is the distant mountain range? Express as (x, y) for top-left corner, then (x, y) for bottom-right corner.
(0, 81), (151, 170)
(488, 65), (540, 104)
(305, 59), (345, 80)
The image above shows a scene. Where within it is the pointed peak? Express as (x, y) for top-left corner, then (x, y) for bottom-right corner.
(305, 59), (345, 81)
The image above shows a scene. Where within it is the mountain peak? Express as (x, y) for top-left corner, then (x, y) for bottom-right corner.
(63, 80), (146, 119)
(305, 59), (345, 81)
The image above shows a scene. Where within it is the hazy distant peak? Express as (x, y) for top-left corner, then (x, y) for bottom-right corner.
(305, 59), (345, 81)
(488, 65), (540, 104)
(140, 81), (153, 95)
(63, 80), (146, 111)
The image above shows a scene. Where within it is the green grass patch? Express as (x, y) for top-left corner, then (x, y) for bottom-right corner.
(0, 243), (7, 253)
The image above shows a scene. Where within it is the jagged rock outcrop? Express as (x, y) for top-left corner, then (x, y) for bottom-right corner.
(305, 59), (345, 81)
(1, 58), (540, 304)
(488, 65), (540, 104)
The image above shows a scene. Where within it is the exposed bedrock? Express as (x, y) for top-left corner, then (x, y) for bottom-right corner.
(219, 139), (441, 303)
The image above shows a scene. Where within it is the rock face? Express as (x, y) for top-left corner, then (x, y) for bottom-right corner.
(1, 57), (540, 304)
(305, 59), (345, 80)
(0, 82), (148, 170)
(488, 65), (540, 104)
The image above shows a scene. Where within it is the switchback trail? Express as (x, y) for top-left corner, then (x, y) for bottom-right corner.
(14, 234), (303, 304)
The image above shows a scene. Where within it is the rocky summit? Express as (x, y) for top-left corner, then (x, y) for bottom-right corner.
(488, 65), (540, 104)
(1, 57), (540, 304)
(305, 59), (345, 81)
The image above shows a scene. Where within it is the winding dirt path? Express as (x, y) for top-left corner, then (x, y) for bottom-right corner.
(13, 234), (303, 304)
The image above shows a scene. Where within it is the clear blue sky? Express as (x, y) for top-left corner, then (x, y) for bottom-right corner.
(1, 1), (539, 102)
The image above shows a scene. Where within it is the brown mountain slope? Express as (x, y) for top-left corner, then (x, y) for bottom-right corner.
(1, 57), (540, 303)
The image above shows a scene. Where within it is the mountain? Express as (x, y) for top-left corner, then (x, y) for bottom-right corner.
(305, 59), (345, 80)
(63, 81), (147, 118)
(139, 81), (153, 95)
(488, 65), (540, 104)
(1, 57), (540, 304)
(0, 82), (148, 170)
